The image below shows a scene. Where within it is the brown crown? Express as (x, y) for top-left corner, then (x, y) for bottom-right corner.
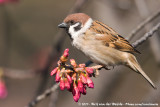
(63, 13), (90, 25)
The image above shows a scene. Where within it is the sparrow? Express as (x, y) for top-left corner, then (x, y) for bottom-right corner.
(58, 13), (156, 89)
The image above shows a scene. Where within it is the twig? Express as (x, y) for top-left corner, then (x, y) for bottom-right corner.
(3, 68), (35, 79)
(135, 0), (160, 64)
(48, 91), (59, 107)
(132, 22), (160, 48)
(127, 10), (160, 41)
(25, 83), (59, 107)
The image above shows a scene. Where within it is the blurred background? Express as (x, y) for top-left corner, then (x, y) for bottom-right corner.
(0, 0), (160, 107)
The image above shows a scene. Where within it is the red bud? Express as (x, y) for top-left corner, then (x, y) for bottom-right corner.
(63, 48), (69, 57)
(85, 67), (94, 74)
(72, 83), (80, 102)
(82, 85), (86, 95)
(66, 74), (72, 84)
(86, 77), (94, 88)
(50, 67), (58, 76)
(80, 74), (87, 84)
(78, 79), (83, 93)
(70, 59), (77, 67)
(60, 78), (65, 90)
(55, 70), (60, 82)
(0, 81), (8, 99)
(79, 64), (85, 68)
(65, 79), (70, 90)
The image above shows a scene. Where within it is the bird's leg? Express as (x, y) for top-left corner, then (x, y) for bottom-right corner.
(91, 65), (110, 70)
(91, 65), (103, 70)
(90, 65), (110, 77)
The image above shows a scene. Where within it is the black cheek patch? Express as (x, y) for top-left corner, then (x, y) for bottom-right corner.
(74, 24), (81, 31)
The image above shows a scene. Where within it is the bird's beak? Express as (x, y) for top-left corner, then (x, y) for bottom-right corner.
(58, 22), (68, 28)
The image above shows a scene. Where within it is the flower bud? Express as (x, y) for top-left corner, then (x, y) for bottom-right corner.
(78, 79), (83, 93)
(0, 81), (7, 99)
(63, 48), (69, 57)
(50, 67), (58, 76)
(55, 70), (60, 82)
(60, 78), (65, 90)
(75, 68), (84, 72)
(85, 67), (94, 74)
(79, 64), (85, 68)
(70, 59), (77, 67)
(66, 74), (72, 84)
(65, 79), (70, 90)
(72, 83), (80, 102)
(80, 74), (87, 84)
(82, 85), (86, 95)
(86, 77), (94, 88)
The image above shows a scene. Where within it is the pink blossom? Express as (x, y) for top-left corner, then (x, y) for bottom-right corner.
(50, 48), (97, 102)
(60, 78), (65, 90)
(63, 48), (69, 57)
(0, 81), (7, 99)
(55, 70), (60, 82)
(85, 67), (94, 74)
(86, 76), (94, 88)
(79, 64), (85, 68)
(64, 79), (70, 90)
(50, 67), (58, 76)
(80, 74), (87, 84)
(66, 74), (72, 84)
(70, 59), (77, 67)
(75, 68), (84, 72)
(82, 85), (86, 95)
(78, 79), (83, 93)
(72, 83), (80, 102)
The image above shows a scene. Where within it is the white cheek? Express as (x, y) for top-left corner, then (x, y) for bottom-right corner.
(69, 18), (93, 39)
(69, 23), (81, 38)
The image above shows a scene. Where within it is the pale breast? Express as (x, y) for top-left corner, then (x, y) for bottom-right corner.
(72, 34), (127, 66)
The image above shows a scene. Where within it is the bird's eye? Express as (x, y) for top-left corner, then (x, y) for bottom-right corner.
(70, 20), (74, 24)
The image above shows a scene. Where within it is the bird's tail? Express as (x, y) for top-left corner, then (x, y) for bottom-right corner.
(126, 54), (156, 89)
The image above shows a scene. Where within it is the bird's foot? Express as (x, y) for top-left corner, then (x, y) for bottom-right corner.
(91, 65), (112, 77)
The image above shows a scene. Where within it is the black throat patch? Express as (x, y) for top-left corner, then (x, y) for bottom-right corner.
(74, 23), (81, 31)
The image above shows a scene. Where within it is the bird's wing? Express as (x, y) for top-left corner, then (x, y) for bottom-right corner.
(89, 20), (140, 54)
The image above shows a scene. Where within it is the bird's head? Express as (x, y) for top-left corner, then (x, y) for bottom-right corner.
(58, 13), (93, 39)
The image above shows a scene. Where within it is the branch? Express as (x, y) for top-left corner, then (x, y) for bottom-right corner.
(3, 68), (35, 79)
(127, 10), (160, 41)
(134, 0), (160, 64)
(25, 83), (59, 107)
(132, 22), (160, 48)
